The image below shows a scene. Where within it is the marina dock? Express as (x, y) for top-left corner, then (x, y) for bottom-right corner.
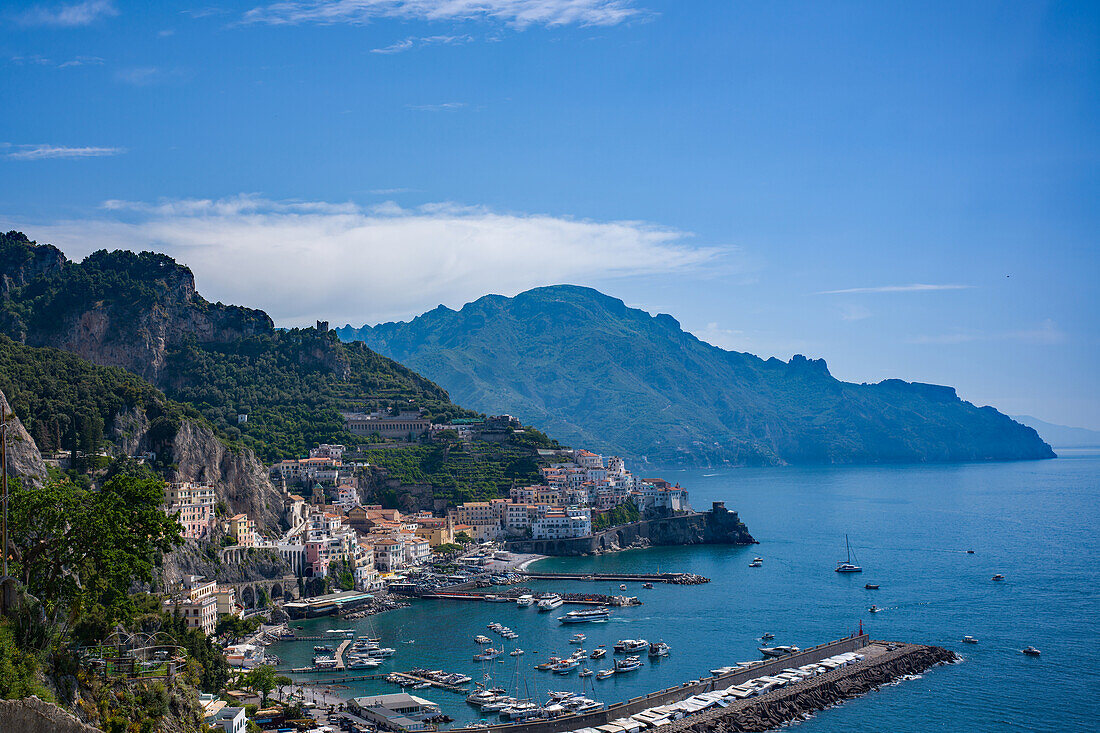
(516, 572), (710, 584)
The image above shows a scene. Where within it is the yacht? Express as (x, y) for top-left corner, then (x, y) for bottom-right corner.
(559, 608), (610, 624)
(614, 656), (643, 672)
(313, 645), (333, 653)
(590, 648), (607, 659)
(992, 574), (1006, 582)
(348, 658), (381, 669)
(312, 657), (338, 669)
(510, 648), (525, 656)
(648, 641), (671, 658)
(535, 657), (562, 671)
(551, 659), (580, 674)
(369, 647), (396, 657)
(1022, 646), (1041, 656)
(614, 639), (649, 653)
(516, 595), (535, 607)
(759, 646), (800, 657)
(835, 535), (863, 573)
(569, 633), (587, 644)
(474, 648), (502, 662)
(474, 635), (493, 644)
(596, 669), (615, 680)
(538, 595), (564, 611)
(962, 636), (978, 644)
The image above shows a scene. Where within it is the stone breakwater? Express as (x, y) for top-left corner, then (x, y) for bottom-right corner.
(667, 643), (959, 733)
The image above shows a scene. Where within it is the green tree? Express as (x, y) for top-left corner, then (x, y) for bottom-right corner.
(246, 665), (278, 707)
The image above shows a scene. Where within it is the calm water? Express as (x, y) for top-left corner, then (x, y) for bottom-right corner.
(272, 451), (1100, 731)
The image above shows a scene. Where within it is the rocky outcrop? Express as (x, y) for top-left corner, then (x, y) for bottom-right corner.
(0, 695), (102, 733)
(0, 388), (47, 487)
(507, 503), (756, 556)
(168, 419), (285, 532)
(111, 407), (284, 532)
(160, 537), (293, 586)
(668, 644), (958, 733)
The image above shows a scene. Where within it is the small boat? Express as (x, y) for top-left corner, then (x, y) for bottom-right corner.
(966, 549), (975, 554)
(578, 668), (593, 677)
(962, 636), (978, 644)
(475, 635), (492, 644)
(1022, 646), (1041, 656)
(559, 608), (610, 624)
(590, 648), (606, 659)
(760, 633), (774, 640)
(648, 641), (670, 658)
(759, 645), (799, 657)
(413, 682), (432, 689)
(569, 633), (587, 644)
(474, 648), (502, 662)
(534, 657), (562, 671)
(596, 669), (614, 680)
(551, 659), (580, 674)
(992, 574), (1005, 582)
(619, 584), (627, 591)
(642, 582), (653, 589)
(868, 605), (881, 613)
(510, 649), (525, 656)
(614, 639), (649, 653)
(614, 656), (643, 672)
(865, 584), (879, 590)
(313, 645), (333, 653)
(749, 559), (762, 567)
(835, 535), (863, 573)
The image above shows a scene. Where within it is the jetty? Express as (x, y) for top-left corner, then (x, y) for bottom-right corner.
(455, 634), (956, 733)
(415, 590), (640, 606)
(516, 572), (710, 584)
(390, 671), (471, 694)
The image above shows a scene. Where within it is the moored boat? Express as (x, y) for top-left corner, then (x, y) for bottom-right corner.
(596, 669), (614, 680)
(615, 656), (643, 672)
(759, 646), (799, 657)
(614, 639), (649, 653)
(648, 641), (671, 658)
(538, 595), (564, 611)
(835, 535), (863, 573)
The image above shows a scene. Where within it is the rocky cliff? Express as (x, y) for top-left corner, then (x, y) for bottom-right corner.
(0, 388), (47, 487)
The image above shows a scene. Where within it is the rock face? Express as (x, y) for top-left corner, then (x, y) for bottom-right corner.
(0, 388), (47, 487)
(0, 695), (103, 733)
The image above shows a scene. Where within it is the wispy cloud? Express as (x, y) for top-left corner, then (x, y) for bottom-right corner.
(4, 144), (124, 160)
(15, 0), (117, 27)
(907, 319), (1067, 346)
(21, 194), (726, 326)
(371, 33), (473, 54)
(10, 54), (104, 68)
(242, 0), (644, 28)
(113, 66), (184, 86)
(406, 102), (467, 112)
(815, 283), (973, 295)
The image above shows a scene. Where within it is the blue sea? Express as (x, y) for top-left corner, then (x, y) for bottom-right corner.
(272, 451), (1100, 732)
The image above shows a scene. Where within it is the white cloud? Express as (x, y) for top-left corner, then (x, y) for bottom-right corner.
(406, 102), (467, 112)
(16, 0), (117, 27)
(242, 0), (643, 28)
(5, 144), (124, 160)
(815, 283), (973, 295)
(371, 34), (472, 53)
(19, 195), (726, 326)
(10, 54), (104, 68)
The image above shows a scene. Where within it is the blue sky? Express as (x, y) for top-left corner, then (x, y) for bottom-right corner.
(1, 1), (1097, 428)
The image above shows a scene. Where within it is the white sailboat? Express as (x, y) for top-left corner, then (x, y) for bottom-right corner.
(835, 534), (863, 573)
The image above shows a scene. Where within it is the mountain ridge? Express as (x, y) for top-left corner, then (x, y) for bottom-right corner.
(338, 284), (1054, 466)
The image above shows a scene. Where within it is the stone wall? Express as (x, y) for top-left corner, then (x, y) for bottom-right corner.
(0, 696), (102, 733)
(506, 502), (756, 556)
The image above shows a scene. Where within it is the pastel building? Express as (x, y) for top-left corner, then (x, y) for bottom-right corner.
(165, 483), (215, 540)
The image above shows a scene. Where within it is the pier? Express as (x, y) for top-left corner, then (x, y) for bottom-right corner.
(516, 572), (710, 584)
(334, 639), (352, 669)
(415, 591), (631, 606)
(391, 671), (471, 694)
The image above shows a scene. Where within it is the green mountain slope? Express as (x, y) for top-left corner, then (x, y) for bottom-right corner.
(337, 284), (1054, 466)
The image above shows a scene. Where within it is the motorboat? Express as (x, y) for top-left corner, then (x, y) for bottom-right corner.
(619, 584), (627, 590)
(962, 636), (978, 644)
(348, 658), (382, 669)
(596, 669), (615, 680)
(759, 646), (799, 657)
(313, 645), (333, 653)
(760, 633), (774, 640)
(369, 647), (396, 657)
(614, 656), (643, 672)
(474, 648), (502, 662)
(578, 668), (593, 677)
(474, 635), (492, 645)
(865, 584), (879, 590)
(992, 574), (1005, 582)
(312, 657), (338, 669)
(642, 582), (654, 589)
(551, 659), (580, 674)
(510, 649), (525, 656)
(535, 657), (562, 671)
(868, 605), (881, 613)
(538, 595), (564, 611)
(569, 633), (587, 644)
(966, 549), (975, 554)
(516, 595), (535, 607)
(648, 641), (670, 658)
(835, 535), (863, 573)
(614, 639), (649, 653)
(559, 608), (610, 624)
(1022, 646), (1041, 656)
(590, 648), (607, 659)
(749, 559), (762, 568)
